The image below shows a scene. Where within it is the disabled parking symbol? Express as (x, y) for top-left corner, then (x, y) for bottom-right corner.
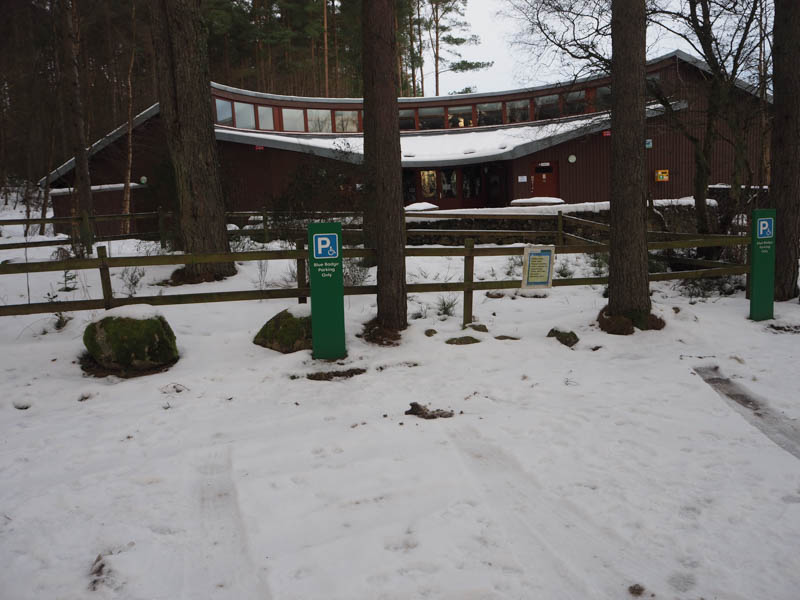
(756, 217), (774, 239)
(313, 233), (339, 259)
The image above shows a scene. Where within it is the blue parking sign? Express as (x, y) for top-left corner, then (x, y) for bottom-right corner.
(756, 217), (774, 239)
(313, 233), (339, 259)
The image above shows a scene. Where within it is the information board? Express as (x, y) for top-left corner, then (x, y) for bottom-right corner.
(307, 222), (346, 359)
(521, 245), (555, 288)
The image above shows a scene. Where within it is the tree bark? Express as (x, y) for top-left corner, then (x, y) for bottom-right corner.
(149, 0), (235, 281)
(122, 0), (136, 236)
(771, 0), (800, 300)
(323, 0), (329, 97)
(606, 0), (651, 321)
(362, 0), (407, 331)
(61, 0), (93, 255)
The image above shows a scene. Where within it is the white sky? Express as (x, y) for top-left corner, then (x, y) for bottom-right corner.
(433, 0), (701, 97)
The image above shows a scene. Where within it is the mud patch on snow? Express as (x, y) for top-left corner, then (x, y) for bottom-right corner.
(306, 368), (367, 381)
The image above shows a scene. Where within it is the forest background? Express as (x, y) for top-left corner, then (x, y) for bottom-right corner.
(0, 0), (490, 200)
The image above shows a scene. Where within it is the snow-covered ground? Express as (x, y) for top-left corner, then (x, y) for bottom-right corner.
(2, 202), (800, 599)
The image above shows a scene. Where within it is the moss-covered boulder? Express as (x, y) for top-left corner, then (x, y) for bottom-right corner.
(83, 309), (178, 371)
(254, 308), (312, 353)
(547, 327), (579, 348)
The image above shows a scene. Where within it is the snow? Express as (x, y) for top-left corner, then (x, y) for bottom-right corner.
(2, 201), (800, 599)
(216, 111), (616, 167)
(404, 202), (440, 212)
(88, 304), (163, 323)
(49, 183), (146, 196)
(286, 304), (311, 319)
(510, 196), (564, 206)
(407, 197), (719, 220)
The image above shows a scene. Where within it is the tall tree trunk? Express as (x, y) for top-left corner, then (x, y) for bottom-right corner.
(61, 0), (93, 255)
(122, 0), (136, 236)
(363, 0), (407, 331)
(416, 0), (425, 96)
(323, 0), (329, 97)
(40, 131), (56, 236)
(408, 11), (417, 96)
(149, 0), (235, 282)
(332, 1), (339, 96)
(772, 0), (800, 300)
(606, 0), (652, 324)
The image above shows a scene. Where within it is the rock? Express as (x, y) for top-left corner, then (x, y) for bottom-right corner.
(547, 327), (579, 347)
(83, 314), (178, 371)
(254, 309), (312, 353)
(445, 335), (481, 345)
(424, 329), (438, 337)
(405, 402), (454, 419)
(468, 323), (489, 333)
(495, 335), (520, 341)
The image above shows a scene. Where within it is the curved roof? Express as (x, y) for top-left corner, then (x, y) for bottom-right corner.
(41, 48), (743, 186)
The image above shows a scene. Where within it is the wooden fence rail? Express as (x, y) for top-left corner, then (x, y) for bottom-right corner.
(0, 235), (751, 325)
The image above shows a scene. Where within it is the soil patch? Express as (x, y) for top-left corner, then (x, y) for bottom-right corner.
(495, 335), (520, 341)
(359, 319), (402, 346)
(627, 583), (646, 596)
(306, 368), (366, 381)
(405, 402), (454, 419)
(769, 324), (800, 334)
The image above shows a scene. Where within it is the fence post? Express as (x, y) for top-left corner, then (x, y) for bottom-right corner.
(158, 206), (167, 249)
(262, 206), (269, 244)
(557, 211), (564, 247)
(97, 246), (114, 310)
(462, 238), (474, 328)
(296, 237), (307, 304)
(80, 210), (94, 255)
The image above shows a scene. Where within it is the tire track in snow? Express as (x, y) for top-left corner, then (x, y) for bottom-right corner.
(182, 445), (272, 599)
(447, 424), (664, 598)
(695, 365), (800, 460)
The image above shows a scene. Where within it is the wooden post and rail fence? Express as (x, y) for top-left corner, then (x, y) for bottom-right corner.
(0, 230), (751, 327)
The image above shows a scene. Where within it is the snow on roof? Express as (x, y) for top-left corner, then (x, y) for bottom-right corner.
(49, 183), (147, 196)
(215, 103), (680, 167)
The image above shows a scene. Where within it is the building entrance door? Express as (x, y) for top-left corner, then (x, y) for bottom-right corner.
(529, 161), (560, 197)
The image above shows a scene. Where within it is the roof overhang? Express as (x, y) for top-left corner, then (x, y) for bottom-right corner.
(216, 102), (685, 168)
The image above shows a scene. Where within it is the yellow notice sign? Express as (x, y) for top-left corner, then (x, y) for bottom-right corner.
(522, 245), (555, 288)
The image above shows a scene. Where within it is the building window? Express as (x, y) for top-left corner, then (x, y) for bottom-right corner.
(595, 86), (612, 111)
(418, 106), (445, 130)
(477, 102), (502, 126)
(441, 169), (457, 199)
(562, 91), (586, 116)
(258, 106), (274, 130)
(535, 94), (559, 120)
(399, 109), (416, 130)
(215, 98), (233, 126)
(282, 108), (305, 131)
(402, 170), (416, 204)
(462, 166), (481, 200)
(448, 105), (474, 128)
(307, 109), (332, 133)
(420, 170), (437, 198)
(506, 100), (530, 123)
(335, 110), (359, 132)
(234, 102), (255, 129)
